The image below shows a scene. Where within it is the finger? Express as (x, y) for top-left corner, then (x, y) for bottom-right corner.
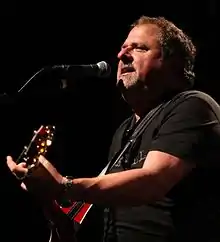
(18, 162), (29, 174)
(18, 162), (28, 168)
(21, 182), (27, 191)
(18, 165), (29, 173)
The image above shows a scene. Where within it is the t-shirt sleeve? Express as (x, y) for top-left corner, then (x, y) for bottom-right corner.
(150, 96), (220, 166)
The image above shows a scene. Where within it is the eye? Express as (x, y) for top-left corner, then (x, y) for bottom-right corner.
(133, 45), (148, 52)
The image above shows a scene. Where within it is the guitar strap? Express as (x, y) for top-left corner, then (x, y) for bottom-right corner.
(100, 102), (164, 175)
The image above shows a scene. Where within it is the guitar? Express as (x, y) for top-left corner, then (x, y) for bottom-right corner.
(17, 125), (94, 242)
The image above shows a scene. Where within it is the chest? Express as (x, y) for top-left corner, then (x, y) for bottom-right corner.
(109, 116), (161, 172)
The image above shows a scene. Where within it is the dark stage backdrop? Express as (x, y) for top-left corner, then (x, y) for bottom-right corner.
(0, 1), (218, 241)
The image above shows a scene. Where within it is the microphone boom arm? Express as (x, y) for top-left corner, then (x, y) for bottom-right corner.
(17, 67), (46, 94)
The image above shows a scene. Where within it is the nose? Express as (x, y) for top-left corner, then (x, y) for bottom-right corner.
(117, 47), (133, 63)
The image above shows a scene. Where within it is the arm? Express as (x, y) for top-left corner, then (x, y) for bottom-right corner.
(62, 96), (219, 206)
(65, 151), (194, 205)
(7, 96), (220, 206)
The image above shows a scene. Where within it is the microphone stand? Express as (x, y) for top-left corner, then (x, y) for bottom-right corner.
(0, 66), (55, 164)
(0, 67), (47, 104)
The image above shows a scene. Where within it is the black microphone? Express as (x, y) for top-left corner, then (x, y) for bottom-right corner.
(51, 61), (111, 79)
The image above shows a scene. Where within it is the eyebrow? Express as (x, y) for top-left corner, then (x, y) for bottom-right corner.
(121, 42), (149, 49)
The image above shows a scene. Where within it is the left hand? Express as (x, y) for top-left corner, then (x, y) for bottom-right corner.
(22, 155), (65, 204)
(6, 155), (29, 181)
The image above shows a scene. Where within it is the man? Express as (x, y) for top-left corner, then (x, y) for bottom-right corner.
(7, 16), (220, 242)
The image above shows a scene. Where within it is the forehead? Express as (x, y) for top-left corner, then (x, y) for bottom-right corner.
(123, 24), (161, 48)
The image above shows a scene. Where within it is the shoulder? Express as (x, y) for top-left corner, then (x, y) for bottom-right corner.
(173, 90), (219, 107)
(163, 90), (220, 119)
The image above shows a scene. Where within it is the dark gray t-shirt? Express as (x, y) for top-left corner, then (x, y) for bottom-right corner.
(103, 90), (220, 242)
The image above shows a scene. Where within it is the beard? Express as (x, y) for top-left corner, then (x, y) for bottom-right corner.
(116, 73), (150, 105)
(117, 72), (149, 94)
(117, 72), (138, 89)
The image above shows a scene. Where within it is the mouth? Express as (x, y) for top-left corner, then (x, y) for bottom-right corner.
(121, 66), (135, 75)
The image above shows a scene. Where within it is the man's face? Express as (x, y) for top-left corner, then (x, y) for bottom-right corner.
(117, 24), (164, 92)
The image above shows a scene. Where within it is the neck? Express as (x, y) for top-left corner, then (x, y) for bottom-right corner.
(128, 89), (179, 121)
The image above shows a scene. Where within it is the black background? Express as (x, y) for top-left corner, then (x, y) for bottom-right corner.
(0, 1), (218, 241)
